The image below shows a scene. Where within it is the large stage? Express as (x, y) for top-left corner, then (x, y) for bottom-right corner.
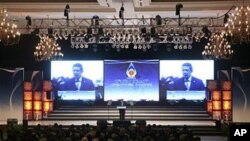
(45, 105), (211, 120)
(0, 103), (228, 141)
(0, 104), (225, 138)
(25, 120), (215, 126)
(1, 105), (215, 127)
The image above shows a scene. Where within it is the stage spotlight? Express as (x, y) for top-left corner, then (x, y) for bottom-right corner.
(25, 16), (32, 26)
(120, 5), (125, 12)
(98, 28), (104, 35)
(187, 26), (192, 35)
(87, 28), (92, 35)
(176, 4), (183, 26)
(167, 36), (174, 42)
(119, 4), (125, 19)
(140, 27), (147, 34)
(92, 15), (99, 26)
(64, 4), (70, 20)
(202, 26), (211, 38)
(48, 28), (53, 35)
(224, 13), (229, 24)
(144, 34), (151, 42)
(176, 3), (183, 16)
(155, 15), (162, 25)
(150, 27), (156, 37)
(151, 27), (156, 36)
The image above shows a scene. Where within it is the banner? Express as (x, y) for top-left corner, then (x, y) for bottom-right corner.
(232, 67), (250, 122)
(0, 68), (24, 122)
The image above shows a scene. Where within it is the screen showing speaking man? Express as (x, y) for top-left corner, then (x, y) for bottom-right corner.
(51, 61), (103, 101)
(160, 60), (214, 100)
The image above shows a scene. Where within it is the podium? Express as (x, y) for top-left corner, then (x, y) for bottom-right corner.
(117, 106), (126, 120)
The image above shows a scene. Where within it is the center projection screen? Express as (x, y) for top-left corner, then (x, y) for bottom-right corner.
(104, 60), (159, 101)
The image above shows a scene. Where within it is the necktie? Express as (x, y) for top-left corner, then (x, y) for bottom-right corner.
(75, 79), (81, 90)
(185, 79), (190, 90)
(76, 82), (80, 90)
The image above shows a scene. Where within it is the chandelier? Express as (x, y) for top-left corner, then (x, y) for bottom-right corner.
(0, 9), (20, 46)
(34, 35), (63, 61)
(224, 1), (250, 44)
(202, 32), (233, 59)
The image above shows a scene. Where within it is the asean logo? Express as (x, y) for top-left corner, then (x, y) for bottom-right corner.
(126, 62), (137, 78)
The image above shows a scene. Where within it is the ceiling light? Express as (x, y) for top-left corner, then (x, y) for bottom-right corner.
(34, 35), (63, 61)
(0, 9), (20, 46)
(225, 1), (250, 43)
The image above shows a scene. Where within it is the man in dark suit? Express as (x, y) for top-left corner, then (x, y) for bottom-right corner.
(64, 63), (95, 91)
(173, 62), (205, 91)
(118, 99), (126, 120)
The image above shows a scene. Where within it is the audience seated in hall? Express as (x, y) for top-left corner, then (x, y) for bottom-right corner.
(2, 122), (202, 141)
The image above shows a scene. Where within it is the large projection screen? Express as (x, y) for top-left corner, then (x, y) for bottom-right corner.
(51, 61), (103, 101)
(104, 60), (159, 101)
(160, 60), (214, 100)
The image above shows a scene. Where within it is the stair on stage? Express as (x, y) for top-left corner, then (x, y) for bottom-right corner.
(46, 105), (212, 121)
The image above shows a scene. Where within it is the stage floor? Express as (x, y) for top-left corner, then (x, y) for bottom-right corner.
(0, 120), (216, 126)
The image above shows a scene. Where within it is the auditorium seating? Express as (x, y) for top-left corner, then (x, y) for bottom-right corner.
(2, 122), (205, 141)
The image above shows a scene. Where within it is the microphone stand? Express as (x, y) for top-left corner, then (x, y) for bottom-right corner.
(108, 104), (109, 121)
(130, 100), (134, 120)
(132, 102), (134, 120)
(107, 100), (112, 121)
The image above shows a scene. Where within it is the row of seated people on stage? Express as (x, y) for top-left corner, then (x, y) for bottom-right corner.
(3, 122), (201, 141)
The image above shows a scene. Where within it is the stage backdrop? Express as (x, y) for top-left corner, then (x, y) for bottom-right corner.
(104, 60), (159, 101)
(25, 71), (43, 91)
(0, 68), (24, 123)
(232, 67), (250, 122)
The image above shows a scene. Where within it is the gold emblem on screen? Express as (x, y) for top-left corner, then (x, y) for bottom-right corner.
(126, 62), (137, 78)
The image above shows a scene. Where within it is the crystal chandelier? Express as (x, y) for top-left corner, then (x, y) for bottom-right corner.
(0, 9), (20, 46)
(202, 32), (233, 59)
(34, 35), (63, 61)
(224, 1), (250, 43)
